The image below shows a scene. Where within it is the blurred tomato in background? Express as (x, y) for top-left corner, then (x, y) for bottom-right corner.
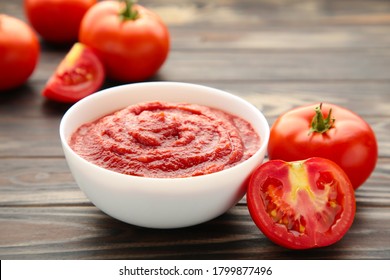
(79, 0), (170, 82)
(24, 0), (96, 44)
(0, 14), (40, 91)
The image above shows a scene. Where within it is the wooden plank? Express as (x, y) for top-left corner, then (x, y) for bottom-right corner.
(0, 158), (87, 206)
(1, 157), (389, 207)
(2, 81), (390, 118)
(1, 0), (389, 261)
(0, 205), (389, 259)
(0, 117), (63, 157)
(4, 0), (390, 26)
(22, 46), (389, 84)
(146, 0), (390, 27)
(170, 26), (390, 51)
(213, 82), (390, 118)
(157, 50), (390, 82)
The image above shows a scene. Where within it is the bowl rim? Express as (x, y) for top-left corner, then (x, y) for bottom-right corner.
(59, 81), (270, 183)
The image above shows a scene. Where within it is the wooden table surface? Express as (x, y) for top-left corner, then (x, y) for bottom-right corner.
(1, 0), (390, 260)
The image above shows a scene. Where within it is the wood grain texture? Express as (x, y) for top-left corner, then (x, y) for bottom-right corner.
(0, 0), (389, 259)
(1, 158), (389, 207)
(1, 206), (389, 260)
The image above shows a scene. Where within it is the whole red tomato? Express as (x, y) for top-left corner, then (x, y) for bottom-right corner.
(247, 158), (356, 249)
(267, 103), (378, 189)
(0, 14), (40, 91)
(24, 0), (96, 44)
(79, 0), (170, 82)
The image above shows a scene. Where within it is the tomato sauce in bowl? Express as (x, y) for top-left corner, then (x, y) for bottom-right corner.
(59, 82), (270, 228)
(69, 101), (260, 178)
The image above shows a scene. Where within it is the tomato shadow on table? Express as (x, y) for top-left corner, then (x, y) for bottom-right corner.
(41, 98), (73, 117)
(0, 86), (29, 104)
(39, 39), (75, 52)
(103, 72), (168, 89)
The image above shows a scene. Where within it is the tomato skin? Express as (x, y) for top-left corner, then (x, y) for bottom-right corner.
(79, 1), (170, 82)
(0, 14), (40, 91)
(247, 158), (356, 250)
(267, 103), (378, 189)
(42, 43), (105, 103)
(24, 0), (96, 44)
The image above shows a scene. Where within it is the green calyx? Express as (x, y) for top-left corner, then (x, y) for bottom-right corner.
(309, 103), (335, 134)
(120, 0), (139, 21)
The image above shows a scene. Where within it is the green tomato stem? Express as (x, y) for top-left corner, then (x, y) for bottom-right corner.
(309, 103), (335, 134)
(120, 0), (139, 21)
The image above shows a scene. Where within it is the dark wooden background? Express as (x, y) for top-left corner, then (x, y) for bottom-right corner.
(1, 0), (389, 259)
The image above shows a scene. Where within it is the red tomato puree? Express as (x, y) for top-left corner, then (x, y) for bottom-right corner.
(69, 101), (260, 178)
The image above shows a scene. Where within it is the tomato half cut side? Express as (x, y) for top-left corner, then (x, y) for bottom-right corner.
(247, 158), (356, 249)
(42, 43), (105, 103)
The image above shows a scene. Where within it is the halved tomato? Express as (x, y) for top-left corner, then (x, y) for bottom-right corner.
(42, 42), (105, 103)
(247, 157), (356, 249)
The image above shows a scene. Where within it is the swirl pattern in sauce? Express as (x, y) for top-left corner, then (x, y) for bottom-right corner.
(69, 101), (260, 178)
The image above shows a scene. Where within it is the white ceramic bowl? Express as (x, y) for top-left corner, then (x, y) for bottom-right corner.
(60, 82), (269, 229)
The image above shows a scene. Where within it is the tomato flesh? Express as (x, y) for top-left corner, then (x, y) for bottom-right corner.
(42, 43), (105, 103)
(247, 158), (355, 249)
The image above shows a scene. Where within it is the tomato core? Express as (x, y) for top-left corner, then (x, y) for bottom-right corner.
(262, 179), (307, 236)
(261, 161), (343, 237)
(58, 65), (95, 86)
